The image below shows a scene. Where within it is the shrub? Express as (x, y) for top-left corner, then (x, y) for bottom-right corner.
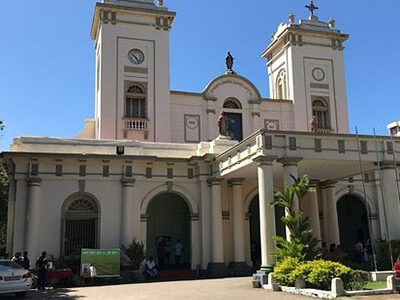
(121, 239), (146, 270)
(346, 269), (369, 291)
(273, 257), (300, 286)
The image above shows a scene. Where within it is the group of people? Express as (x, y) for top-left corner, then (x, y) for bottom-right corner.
(354, 240), (373, 264)
(8, 250), (49, 290)
(145, 238), (184, 279)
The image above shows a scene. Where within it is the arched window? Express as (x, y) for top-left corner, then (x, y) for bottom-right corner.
(63, 196), (99, 256)
(276, 69), (287, 99)
(312, 98), (330, 129)
(126, 84), (146, 119)
(223, 98), (242, 109)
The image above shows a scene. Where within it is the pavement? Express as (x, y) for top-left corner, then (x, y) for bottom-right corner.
(1, 277), (400, 300)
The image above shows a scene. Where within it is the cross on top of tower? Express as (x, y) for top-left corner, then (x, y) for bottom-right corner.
(305, 0), (319, 17)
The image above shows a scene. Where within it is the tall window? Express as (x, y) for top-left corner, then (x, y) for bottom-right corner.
(223, 98), (243, 141)
(126, 84), (146, 119)
(312, 98), (330, 129)
(63, 197), (99, 256)
(276, 69), (287, 99)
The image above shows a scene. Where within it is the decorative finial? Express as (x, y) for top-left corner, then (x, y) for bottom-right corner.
(157, 0), (164, 6)
(225, 52), (235, 74)
(305, 0), (319, 18)
(288, 12), (295, 24)
(271, 32), (275, 41)
(328, 18), (336, 29)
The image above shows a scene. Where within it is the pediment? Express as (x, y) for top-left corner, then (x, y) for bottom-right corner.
(202, 74), (261, 102)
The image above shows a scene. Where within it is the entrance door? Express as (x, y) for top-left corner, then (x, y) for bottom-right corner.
(337, 194), (370, 254)
(147, 193), (191, 270)
(225, 112), (243, 141)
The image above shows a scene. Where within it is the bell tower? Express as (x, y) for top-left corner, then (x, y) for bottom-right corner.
(262, 1), (350, 133)
(91, 0), (175, 142)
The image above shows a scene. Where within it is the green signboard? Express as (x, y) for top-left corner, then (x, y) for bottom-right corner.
(81, 248), (120, 277)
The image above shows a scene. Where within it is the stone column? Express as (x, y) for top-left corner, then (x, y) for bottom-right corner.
(199, 163), (211, 270)
(308, 182), (322, 244)
(320, 186), (330, 245)
(380, 163), (400, 239)
(25, 178), (42, 261)
(207, 178), (228, 276)
(191, 214), (201, 270)
(278, 157), (302, 241)
(6, 175), (16, 255)
(326, 182), (340, 246)
(254, 156), (276, 273)
(228, 178), (251, 275)
(121, 179), (135, 246)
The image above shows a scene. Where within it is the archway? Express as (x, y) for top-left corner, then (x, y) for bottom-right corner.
(337, 194), (370, 254)
(248, 195), (285, 269)
(62, 195), (99, 256)
(146, 193), (191, 270)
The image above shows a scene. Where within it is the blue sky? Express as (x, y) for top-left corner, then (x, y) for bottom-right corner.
(0, 0), (399, 150)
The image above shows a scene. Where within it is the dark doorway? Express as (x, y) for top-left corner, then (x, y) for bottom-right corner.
(225, 112), (243, 141)
(337, 194), (370, 254)
(248, 195), (286, 270)
(147, 193), (191, 270)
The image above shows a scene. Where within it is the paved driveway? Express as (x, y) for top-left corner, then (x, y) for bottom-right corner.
(1, 277), (400, 300)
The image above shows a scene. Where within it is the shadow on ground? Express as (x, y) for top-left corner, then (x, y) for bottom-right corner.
(0, 289), (86, 300)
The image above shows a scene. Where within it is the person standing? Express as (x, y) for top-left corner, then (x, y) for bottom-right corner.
(22, 251), (30, 270)
(11, 252), (23, 266)
(36, 251), (48, 290)
(174, 239), (183, 268)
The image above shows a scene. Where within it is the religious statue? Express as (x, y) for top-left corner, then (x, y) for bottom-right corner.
(310, 116), (318, 132)
(225, 52), (234, 73)
(218, 112), (229, 136)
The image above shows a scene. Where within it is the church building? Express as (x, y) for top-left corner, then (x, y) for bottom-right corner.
(2, 0), (400, 276)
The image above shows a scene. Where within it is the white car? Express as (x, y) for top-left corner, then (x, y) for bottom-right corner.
(0, 260), (32, 298)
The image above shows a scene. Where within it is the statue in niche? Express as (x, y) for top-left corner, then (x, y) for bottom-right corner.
(310, 116), (318, 132)
(225, 52), (235, 73)
(218, 112), (229, 136)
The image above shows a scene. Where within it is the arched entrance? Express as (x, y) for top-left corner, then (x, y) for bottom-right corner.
(248, 195), (285, 269)
(146, 193), (191, 269)
(62, 195), (99, 256)
(337, 194), (370, 253)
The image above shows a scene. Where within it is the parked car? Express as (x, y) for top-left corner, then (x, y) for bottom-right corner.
(0, 260), (32, 298)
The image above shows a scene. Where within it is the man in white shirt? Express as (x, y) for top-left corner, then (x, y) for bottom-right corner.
(175, 239), (183, 268)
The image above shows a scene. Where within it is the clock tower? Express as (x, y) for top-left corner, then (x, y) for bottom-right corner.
(262, 3), (350, 133)
(91, 0), (175, 142)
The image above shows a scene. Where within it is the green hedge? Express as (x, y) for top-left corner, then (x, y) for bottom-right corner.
(274, 258), (368, 291)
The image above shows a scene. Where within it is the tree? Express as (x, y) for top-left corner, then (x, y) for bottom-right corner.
(271, 174), (320, 262)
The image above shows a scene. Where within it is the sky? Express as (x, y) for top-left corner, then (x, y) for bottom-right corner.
(0, 0), (399, 150)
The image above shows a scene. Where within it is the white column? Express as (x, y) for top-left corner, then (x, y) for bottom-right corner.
(254, 156), (276, 272)
(210, 178), (224, 263)
(191, 215), (201, 269)
(308, 183), (322, 244)
(380, 163), (400, 239)
(278, 158), (301, 241)
(229, 178), (246, 263)
(326, 182), (340, 246)
(121, 179), (135, 246)
(6, 175), (16, 255)
(200, 163), (211, 269)
(25, 178), (42, 261)
(321, 187), (330, 245)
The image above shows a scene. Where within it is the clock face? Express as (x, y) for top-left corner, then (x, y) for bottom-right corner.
(128, 49), (145, 65)
(312, 67), (325, 81)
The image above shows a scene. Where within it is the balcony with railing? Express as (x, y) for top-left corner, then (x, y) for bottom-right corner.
(124, 118), (149, 131)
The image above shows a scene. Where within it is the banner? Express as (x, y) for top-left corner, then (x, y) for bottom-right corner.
(81, 248), (120, 277)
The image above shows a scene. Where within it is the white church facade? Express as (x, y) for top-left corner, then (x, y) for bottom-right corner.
(2, 0), (400, 276)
